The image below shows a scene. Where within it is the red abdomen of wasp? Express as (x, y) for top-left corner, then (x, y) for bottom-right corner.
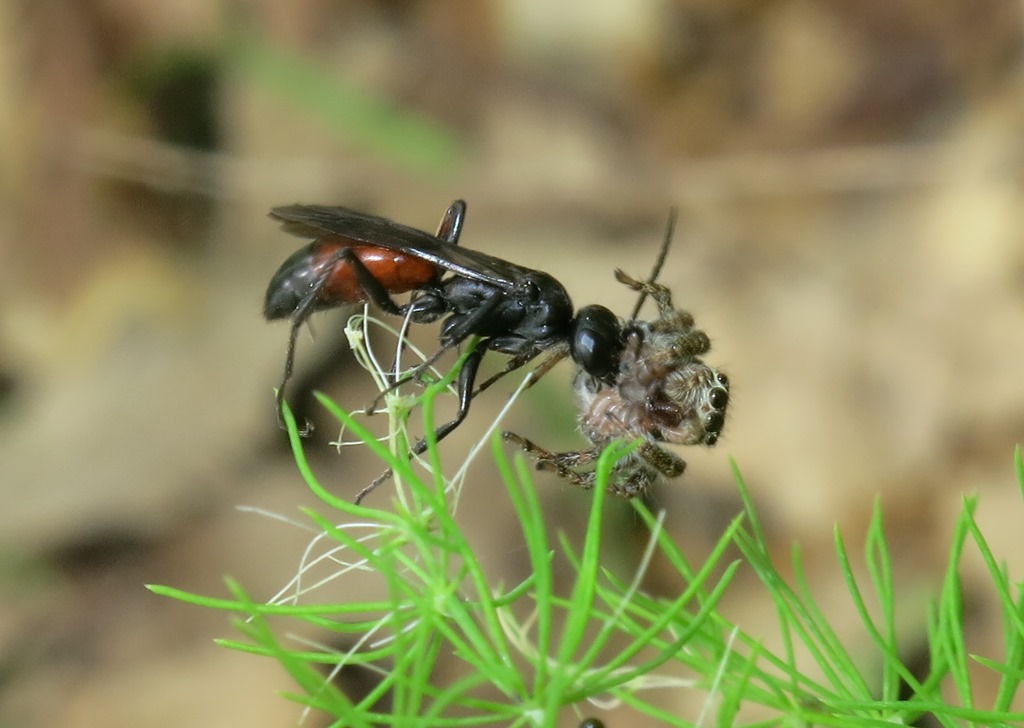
(319, 239), (438, 300)
(264, 236), (439, 320)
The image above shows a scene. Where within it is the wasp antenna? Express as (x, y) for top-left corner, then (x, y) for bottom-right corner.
(629, 206), (677, 321)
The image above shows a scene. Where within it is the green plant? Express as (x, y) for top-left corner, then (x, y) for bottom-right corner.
(153, 314), (1024, 727)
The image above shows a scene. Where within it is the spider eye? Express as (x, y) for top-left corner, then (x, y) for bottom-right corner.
(705, 411), (725, 433)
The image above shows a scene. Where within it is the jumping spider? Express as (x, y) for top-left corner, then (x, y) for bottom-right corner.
(503, 270), (729, 498)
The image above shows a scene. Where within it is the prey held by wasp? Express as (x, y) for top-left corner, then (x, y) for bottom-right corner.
(503, 210), (730, 498)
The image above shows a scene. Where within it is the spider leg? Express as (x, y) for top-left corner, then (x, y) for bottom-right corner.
(502, 432), (603, 491)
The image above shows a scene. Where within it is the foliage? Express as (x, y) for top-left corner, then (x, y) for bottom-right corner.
(153, 315), (1024, 727)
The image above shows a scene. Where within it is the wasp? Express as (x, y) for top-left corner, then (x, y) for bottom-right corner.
(503, 214), (730, 498)
(265, 200), (460, 433)
(264, 200), (628, 498)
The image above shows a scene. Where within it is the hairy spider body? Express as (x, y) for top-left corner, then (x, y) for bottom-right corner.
(504, 271), (729, 498)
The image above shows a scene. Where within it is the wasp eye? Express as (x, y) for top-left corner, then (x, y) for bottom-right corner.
(709, 387), (729, 410)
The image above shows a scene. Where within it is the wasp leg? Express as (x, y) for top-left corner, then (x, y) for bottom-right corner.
(357, 337), (563, 504)
(276, 247), (417, 433)
(366, 288), (510, 415)
(435, 200), (466, 245)
(340, 249), (406, 315)
(473, 344), (568, 398)
(356, 339), (492, 505)
(275, 268), (335, 434)
(395, 202), (463, 322)
(519, 347), (569, 388)
(409, 338), (490, 453)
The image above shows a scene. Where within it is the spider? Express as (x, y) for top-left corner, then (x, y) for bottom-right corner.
(503, 270), (729, 498)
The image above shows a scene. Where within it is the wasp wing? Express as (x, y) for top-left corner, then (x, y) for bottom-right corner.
(270, 204), (522, 290)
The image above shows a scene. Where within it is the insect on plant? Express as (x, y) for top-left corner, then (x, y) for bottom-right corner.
(264, 200), (633, 500)
(264, 200), (461, 433)
(503, 211), (730, 498)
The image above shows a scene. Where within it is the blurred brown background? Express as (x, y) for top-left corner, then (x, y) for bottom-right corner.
(1, 1), (1023, 726)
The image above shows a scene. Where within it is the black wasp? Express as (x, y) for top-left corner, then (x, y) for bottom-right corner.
(264, 200), (626, 500)
(503, 212), (730, 498)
